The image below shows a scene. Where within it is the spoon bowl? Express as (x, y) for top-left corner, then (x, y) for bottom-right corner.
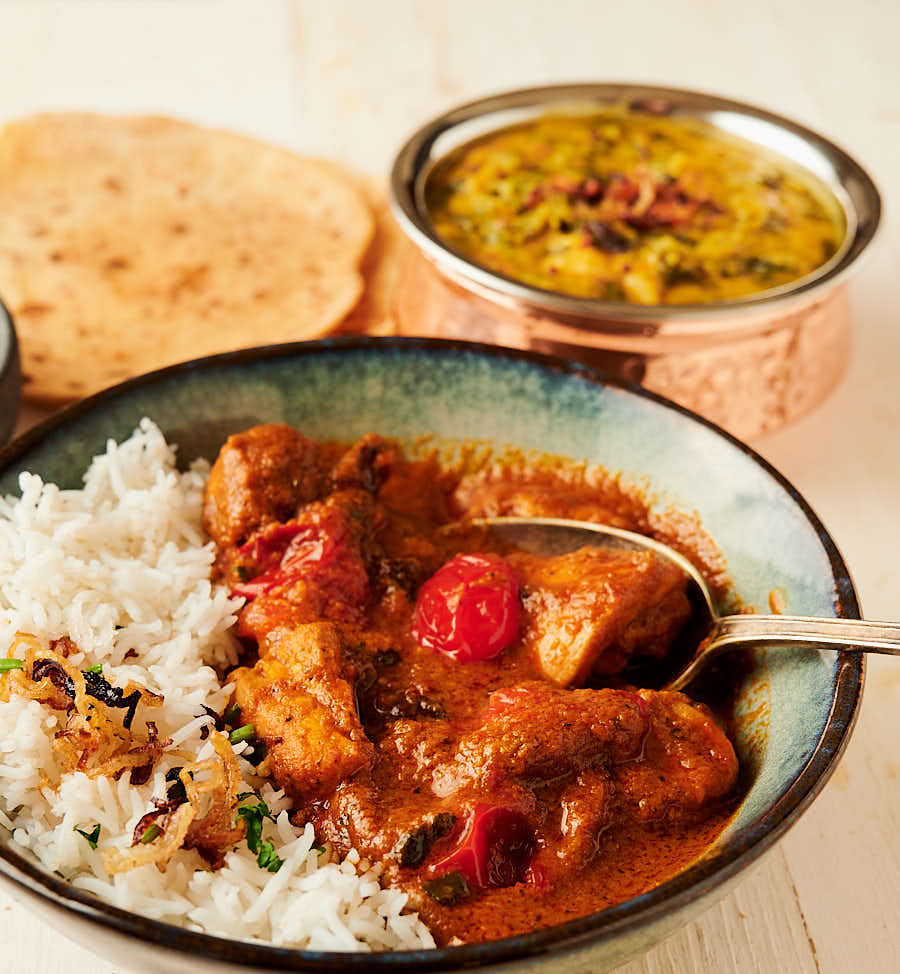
(477, 516), (900, 690)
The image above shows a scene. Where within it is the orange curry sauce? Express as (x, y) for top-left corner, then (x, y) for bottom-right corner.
(203, 425), (739, 945)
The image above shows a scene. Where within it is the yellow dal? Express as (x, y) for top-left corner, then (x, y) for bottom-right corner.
(425, 111), (845, 305)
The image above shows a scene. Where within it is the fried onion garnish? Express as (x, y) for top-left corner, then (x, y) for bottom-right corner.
(103, 731), (246, 875)
(4, 635), (248, 875)
(1, 633), (169, 779)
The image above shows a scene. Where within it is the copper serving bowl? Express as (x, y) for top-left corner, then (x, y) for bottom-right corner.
(389, 84), (881, 440)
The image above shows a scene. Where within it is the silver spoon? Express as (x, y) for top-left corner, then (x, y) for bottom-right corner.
(475, 516), (900, 691)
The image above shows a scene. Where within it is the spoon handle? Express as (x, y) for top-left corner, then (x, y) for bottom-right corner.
(664, 614), (900, 692)
(706, 614), (900, 655)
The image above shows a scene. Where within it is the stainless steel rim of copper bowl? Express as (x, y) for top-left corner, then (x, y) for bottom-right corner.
(389, 82), (882, 334)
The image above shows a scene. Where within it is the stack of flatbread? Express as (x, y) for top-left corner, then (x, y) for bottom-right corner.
(0, 114), (408, 404)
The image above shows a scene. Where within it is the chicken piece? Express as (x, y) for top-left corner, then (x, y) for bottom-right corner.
(232, 488), (376, 639)
(237, 592), (319, 643)
(611, 690), (738, 822)
(202, 424), (324, 548)
(557, 772), (614, 863)
(431, 682), (648, 798)
(452, 476), (634, 529)
(309, 689), (461, 868)
(429, 684), (735, 878)
(508, 546), (690, 685)
(231, 622), (373, 804)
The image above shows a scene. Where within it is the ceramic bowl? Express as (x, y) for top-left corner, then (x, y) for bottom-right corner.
(0, 297), (21, 445)
(0, 337), (863, 973)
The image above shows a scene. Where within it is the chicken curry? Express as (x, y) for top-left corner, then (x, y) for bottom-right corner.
(203, 424), (739, 944)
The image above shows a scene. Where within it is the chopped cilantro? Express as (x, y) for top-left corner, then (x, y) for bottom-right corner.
(397, 813), (456, 868)
(74, 823), (101, 849)
(84, 664), (103, 674)
(0, 658), (24, 673)
(256, 839), (284, 873)
(373, 649), (401, 667)
(236, 795), (283, 872)
(237, 796), (275, 854)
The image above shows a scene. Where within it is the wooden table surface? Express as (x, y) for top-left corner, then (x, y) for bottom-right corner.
(2, 1), (898, 971)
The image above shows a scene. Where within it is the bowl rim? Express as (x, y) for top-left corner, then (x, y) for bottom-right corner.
(389, 81), (882, 328)
(0, 335), (865, 970)
(0, 296), (21, 446)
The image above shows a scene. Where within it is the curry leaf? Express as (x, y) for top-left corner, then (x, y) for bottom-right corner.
(423, 871), (470, 906)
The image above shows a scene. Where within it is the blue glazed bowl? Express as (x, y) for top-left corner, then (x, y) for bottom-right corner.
(0, 337), (862, 972)
(0, 298), (21, 445)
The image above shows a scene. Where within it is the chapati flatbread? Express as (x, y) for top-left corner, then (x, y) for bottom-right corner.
(0, 114), (374, 403)
(337, 177), (409, 337)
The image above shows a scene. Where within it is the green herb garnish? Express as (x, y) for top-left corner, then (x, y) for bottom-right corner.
(0, 658), (24, 673)
(741, 256), (790, 279)
(237, 795), (283, 872)
(423, 871), (470, 906)
(234, 565), (251, 583)
(84, 664), (103, 674)
(397, 813), (456, 868)
(256, 839), (284, 873)
(237, 796), (275, 854)
(74, 824), (101, 849)
(140, 824), (161, 844)
(223, 703), (241, 726)
(229, 723), (254, 745)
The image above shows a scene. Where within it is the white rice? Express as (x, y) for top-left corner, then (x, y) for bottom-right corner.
(0, 418), (434, 951)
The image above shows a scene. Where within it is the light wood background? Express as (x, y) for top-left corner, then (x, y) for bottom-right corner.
(2, 1), (899, 971)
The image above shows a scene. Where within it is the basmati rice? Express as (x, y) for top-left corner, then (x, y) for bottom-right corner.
(0, 419), (435, 951)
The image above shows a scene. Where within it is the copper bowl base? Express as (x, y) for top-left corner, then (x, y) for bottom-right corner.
(393, 248), (851, 441)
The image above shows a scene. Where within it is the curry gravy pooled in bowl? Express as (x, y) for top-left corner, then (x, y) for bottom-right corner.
(425, 110), (845, 306)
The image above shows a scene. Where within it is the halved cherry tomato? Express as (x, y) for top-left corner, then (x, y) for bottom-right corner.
(232, 520), (334, 599)
(231, 508), (368, 616)
(426, 803), (537, 889)
(412, 553), (519, 662)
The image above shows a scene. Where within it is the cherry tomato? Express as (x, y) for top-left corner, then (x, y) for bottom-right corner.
(232, 511), (367, 612)
(412, 553), (520, 662)
(427, 803), (536, 889)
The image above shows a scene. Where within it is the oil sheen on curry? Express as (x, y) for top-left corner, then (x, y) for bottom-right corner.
(203, 424), (739, 944)
(425, 110), (845, 305)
